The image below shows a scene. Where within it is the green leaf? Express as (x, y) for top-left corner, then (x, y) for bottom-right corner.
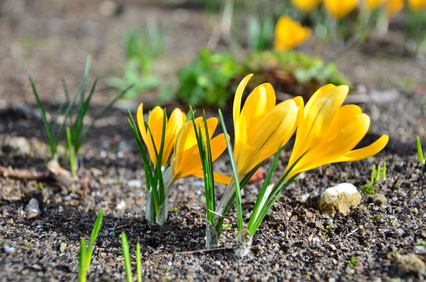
(121, 232), (133, 282)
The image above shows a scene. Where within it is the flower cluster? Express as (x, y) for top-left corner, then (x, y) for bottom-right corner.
(130, 74), (388, 256)
(129, 104), (228, 225)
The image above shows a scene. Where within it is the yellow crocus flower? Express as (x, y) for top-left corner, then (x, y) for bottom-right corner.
(324, 0), (360, 19)
(137, 103), (186, 167)
(170, 117), (230, 184)
(274, 16), (311, 51)
(233, 74), (303, 177)
(292, 0), (321, 13)
(408, 0), (426, 11)
(386, 0), (405, 16)
(284, 84), (389, 180)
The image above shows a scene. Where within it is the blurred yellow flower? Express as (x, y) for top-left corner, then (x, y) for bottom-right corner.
(137, 104), (186, 167)
(408, 0), (426, 11)
(292, 0), (321, 13)
(364, 0), (387, 11)
(233, 74), (303, 177)
(324, 0), (360, 19)
(284, 84), (389, 180)
(386, 0), (405, 16)
(171, 117), (229, 184)
(274, 16), (311, 51)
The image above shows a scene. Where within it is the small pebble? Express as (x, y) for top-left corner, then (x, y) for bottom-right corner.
(4, 245), (15, 253)
(395, 229), (405, 236)
(368, 194), (387, 205)
(317, 183), (362, 214)
(8, 136), (30, 155)
(25, 198), (40, 218)
(127, 179), (142, 188)
(414, 245), (426, 255)
(395, 253), (425, 276)
(59, 242), (67, 252)
(116, 200), (126, 210)
(58, 205), (64, 213)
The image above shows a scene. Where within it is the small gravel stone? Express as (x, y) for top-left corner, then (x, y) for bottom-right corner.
(317, 183), (362, 214)
(4, 245), (15, 253)
(8, 136), (30, 155)
(25, 198), (40, 218)
(368, 194), (387, 205)
(395, 253), (425, 276)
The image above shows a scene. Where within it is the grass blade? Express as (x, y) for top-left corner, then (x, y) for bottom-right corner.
(80, 85), (133, 151)
(218, 110), (243, 231)
(28, 74), (56, 158)
(66, 127), (77, 176)
(84, 209), (104, 271)
(121, 232), (133, 282)
(78, 238), (87, 282)
(417, 136), (425, 164)
(136, 242), (142, 282)
(73, 79), (97, 154)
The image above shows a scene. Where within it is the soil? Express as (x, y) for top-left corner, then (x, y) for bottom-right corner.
(1, 0), (426, 281)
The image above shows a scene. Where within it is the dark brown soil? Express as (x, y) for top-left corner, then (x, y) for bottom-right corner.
(1, 1), (426, 281)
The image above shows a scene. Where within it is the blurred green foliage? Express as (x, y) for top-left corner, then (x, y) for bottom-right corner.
(175, 48), (350, 107)
(109, 22), (166, 98)
(175, 48), (243, 108)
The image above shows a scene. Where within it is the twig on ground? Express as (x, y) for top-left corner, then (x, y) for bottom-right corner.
(0, 165), (50, 181)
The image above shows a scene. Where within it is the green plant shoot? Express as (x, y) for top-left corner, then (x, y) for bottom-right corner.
(78, 209), (104, 282)
(30, 56), (129, 176)
(190, 109), (216, 225)
(128, 110), (168, 224)
(121, 232), (142, 282)
(417, 136), (425, 164)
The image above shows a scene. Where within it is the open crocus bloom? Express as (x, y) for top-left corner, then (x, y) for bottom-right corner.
(324, 0), (359, 19)
(284, 84), (389, 180)
(137, 103), (186, 167)
(233, 74), (303, 177)
(273, 16), (311, 51)
(170, 117), (230, 184)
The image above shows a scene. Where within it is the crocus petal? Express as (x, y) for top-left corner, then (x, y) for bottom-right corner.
(148, 106), (166, 152)
(274, 16), (311, 51)
(240, 83), (276, 127)
(190, 171), (231, 185)
(236, 97), (301, 174)
(290, 112), (370, 174)
(290, 85), (348, 166)
(284, 83), (389, 180)
(176, 133), (227, 178)
(292, 0), (321, 13)
(163, 108), (186, 165)
(334, 135), (389, 162)
(324, 0), (359, 19)
(137, 104), (186, 167)
(172, 118), (227, 182)
(233, 74), (253, 146)
(232, 75), (302, 178)
(137, 103), (155, 165)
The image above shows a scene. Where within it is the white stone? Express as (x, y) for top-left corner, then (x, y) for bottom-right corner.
(318, 183), (362, 214)
(25, 198), (40, 218)
(127, 179), (142, 188)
